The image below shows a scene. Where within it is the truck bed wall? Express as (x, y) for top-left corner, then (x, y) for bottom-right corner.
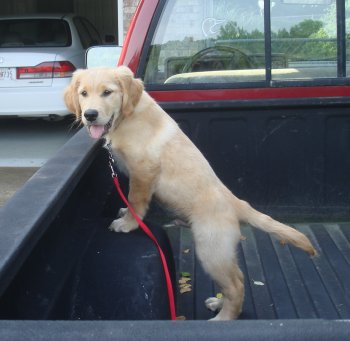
(161, 98), (350, 220)
(0, 133), (174, 320)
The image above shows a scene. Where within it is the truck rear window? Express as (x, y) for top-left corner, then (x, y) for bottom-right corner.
(0, 19), (71, 48)
(143, 0), (348, 87)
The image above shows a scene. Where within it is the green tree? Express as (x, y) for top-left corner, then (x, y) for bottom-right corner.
(218, 21), (249, 39)
(275, 28), (289, 38)
(216, 15), (337, 62)
(289, 19), (323, 38)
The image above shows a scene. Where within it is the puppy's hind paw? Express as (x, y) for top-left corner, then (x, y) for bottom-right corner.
(118, 207), (128, 218)
(205, 297), (224, 312)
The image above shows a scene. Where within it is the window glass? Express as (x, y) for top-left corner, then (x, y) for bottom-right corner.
(144, 0), (265, 85)
(80, 18), (102, 46)
(0, 19), (70, 48)
(74, 18), (91, 49)
(74, 17), (102, 49)
(271, 0), (337, 79)
(143, 0), (346, 86)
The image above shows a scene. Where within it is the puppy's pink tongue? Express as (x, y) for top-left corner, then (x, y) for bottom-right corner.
(89, 125), (105, 139)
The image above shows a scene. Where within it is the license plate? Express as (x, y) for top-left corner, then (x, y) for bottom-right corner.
(0, 68), (15, 81)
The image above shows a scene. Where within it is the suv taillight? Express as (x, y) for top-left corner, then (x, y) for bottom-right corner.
(17, 61), (76, 79)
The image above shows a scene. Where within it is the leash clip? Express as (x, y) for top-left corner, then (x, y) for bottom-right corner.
(106, 142), (117, 178)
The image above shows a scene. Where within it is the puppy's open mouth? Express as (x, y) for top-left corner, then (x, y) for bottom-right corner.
(88, 115), (114, 139)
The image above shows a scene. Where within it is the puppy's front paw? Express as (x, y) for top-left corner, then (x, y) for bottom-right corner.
(109, 218), (138, 233)
(118, 207), (128, 218)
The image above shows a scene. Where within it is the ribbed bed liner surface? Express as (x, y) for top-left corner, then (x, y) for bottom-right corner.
(165, 222), (350, 320)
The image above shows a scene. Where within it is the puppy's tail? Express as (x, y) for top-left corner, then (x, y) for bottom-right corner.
(237, 200), (317, 256)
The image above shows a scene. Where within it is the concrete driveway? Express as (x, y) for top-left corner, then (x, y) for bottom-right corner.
(0, 117), (79, 207)
(0, 167), (38, 207)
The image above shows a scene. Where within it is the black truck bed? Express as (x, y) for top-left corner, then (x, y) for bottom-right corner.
(1, 126), (350, 340)
(166, 222), (350, 320)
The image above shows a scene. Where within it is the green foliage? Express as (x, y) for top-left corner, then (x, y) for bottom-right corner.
(219, 21), (263, 39)
(218, 18), (325, 40)
(217, 17), (336, 62)
(289, 19), (323, 38)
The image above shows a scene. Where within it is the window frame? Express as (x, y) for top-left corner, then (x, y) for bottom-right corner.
(80, 17), (102, 46)
(73, 17), (102, 49)
(138, 0), (350, 90)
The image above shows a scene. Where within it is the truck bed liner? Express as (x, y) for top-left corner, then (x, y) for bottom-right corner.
(1, 130), (350, 339)
(166, 222), (350, 320)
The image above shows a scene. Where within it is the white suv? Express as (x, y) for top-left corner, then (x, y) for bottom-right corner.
(0, 14), (102, 118)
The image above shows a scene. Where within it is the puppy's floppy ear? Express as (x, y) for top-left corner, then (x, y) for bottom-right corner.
(115, 66), (144, 116)
(64, 69), (84, 119)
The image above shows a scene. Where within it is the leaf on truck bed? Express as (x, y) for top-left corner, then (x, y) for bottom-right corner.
(180, 271), (191, 278)
(179, 277), (191, 284)
(179, 285), (192, 294)
(179, 274), (192, 294)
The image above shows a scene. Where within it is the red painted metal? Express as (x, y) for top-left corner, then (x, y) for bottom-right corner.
(149, 86), (350, 102)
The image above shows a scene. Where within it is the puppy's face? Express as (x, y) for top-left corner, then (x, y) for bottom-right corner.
(64, 66), (144, 139)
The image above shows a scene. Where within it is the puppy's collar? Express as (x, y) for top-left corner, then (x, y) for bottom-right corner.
(105, 114), (114, 132)
(105, 111), (125, 137)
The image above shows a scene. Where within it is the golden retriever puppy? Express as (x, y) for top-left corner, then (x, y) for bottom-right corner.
(64, 66), (316, 321)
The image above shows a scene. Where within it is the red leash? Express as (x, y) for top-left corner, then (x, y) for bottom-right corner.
(107, 146), (177, 320)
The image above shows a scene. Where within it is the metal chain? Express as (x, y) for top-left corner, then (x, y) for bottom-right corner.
(106, 142), (117, 178)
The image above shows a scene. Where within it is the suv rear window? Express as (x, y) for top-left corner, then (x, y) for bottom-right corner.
(0, 19), (71, 48)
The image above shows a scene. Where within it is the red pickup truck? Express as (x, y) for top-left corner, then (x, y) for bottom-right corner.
(0, 0), (350, 339)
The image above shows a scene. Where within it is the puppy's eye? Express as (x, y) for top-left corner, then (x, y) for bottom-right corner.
(102, 89), (112, 97)
(80, 90), (88, 97)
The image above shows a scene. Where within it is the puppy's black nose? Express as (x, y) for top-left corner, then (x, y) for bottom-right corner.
(84, 109), (98, 122)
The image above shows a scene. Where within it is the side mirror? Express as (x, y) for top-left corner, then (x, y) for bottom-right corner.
(86, 46), (123, 69)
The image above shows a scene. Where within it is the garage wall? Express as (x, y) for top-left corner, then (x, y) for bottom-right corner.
(0, 0), (37, 14)
(37, 0), (73, 13)
(75, 0), (118, 43)
(0, 0), (119, 44)
(123, 0), (139, 36)
(0, 0), (72, 16)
